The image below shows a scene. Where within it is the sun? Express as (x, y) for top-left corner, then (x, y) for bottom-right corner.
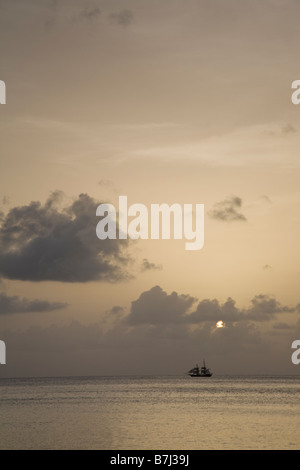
(216, 320), (225, 328)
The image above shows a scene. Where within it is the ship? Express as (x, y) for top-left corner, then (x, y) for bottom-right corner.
(188, 360), (212, 377)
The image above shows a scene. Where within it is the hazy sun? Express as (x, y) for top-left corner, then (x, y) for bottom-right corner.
(216, 320), (225, 328)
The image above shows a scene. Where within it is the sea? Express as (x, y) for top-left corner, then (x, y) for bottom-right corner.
(0, 375), (299, 450)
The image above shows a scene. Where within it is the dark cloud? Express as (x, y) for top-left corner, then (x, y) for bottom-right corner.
(1, 283), (298, 376)
(109, 9), (133, 26)
(45, 2), (101, 28)
(125, 286), (296, 326)
(105, 305), (126, 319)
(189, 294), (293, 323)
(188, 297), (241, 323)
(126, 285), (196, 325)
(79, 6), (101, 21)
(246, 294), (293, 321)
(140, 258), (163, 272)
(0, 192), (132, 283)
(2, 287), (300, 376)
(0, 319), (261, 376)
(110, 305), (125, 315)
(0, 292), (67, 315)
(208, 195), (247, 222)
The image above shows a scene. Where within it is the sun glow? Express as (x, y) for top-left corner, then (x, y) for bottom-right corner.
(216, 320), (225, 328)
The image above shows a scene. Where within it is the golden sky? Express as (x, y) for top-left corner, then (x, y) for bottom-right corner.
(1, 0), (300, 376)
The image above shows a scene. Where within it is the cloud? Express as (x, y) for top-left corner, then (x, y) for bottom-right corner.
(109, 9), (133, 26)
(0, 292), (67, 314)
(189, 294), (294, 324)
(0, 318), (264, 376)
(3, 286), (299, 376)
(125, 286), (296, 326)
(80, 6), (101, 21)
(0, 191), (132, 283)
(188, 297), (241, 323)
(109, 305), (125, 315)
(263, 264), (272, 270)
(208, 195), (247, 222)
(44, 2), (101, 28)
(44, 4), (135, 29)
(104, 305), (126, 320)
(126, 285), (196, 325)
(3, 295), (297, 376)
(140, 258), (163, 272)
(98, 179), (114, 188)
(246, 294), (293, 320)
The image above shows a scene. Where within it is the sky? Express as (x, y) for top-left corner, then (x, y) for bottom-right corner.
(1, 0), (300, 376)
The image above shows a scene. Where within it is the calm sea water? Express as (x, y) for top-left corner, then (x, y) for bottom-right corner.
(0, 375), (299, 450)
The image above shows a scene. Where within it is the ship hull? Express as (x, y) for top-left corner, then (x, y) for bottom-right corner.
(189, 374), (212, 377)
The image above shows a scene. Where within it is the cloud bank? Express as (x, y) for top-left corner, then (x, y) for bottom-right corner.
(125, 286), (295, 326)
(0, 292), (67, 314)
(3, 285), (299, 376)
